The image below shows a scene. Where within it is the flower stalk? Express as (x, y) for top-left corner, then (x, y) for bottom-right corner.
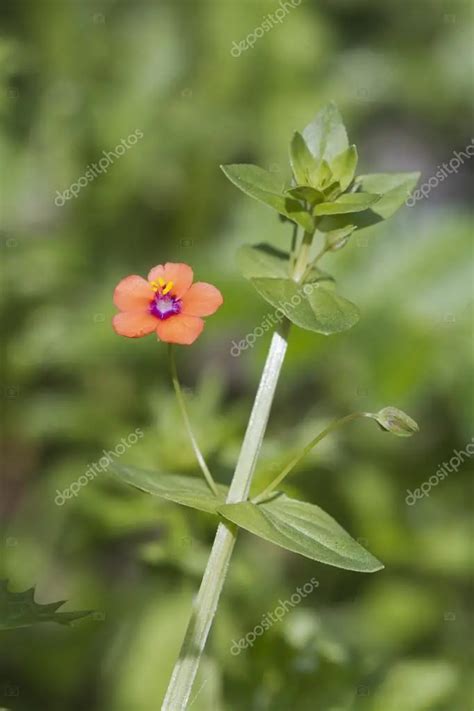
(168, 344), (219, 497)
(252, 411), (370, 503)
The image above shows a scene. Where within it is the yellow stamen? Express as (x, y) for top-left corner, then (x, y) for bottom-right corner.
(150, 277), (174, 295)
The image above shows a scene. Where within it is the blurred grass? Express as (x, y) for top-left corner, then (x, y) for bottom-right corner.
(1, 0), (473, 709)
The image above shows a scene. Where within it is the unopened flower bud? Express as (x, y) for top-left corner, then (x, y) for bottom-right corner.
(325, 226), (355, 251)
(371, 407), (419, 437)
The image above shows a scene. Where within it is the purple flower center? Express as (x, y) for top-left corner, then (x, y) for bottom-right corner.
(149, 294), (182, 320)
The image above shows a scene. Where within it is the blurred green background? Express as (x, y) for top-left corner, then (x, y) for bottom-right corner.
(1, 0), (473, 709)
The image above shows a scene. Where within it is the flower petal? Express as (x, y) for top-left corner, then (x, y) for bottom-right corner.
(181, 282), (223, 317)
(113, 310), (157, 338)
(155, 315), (204, 345)
(147, 263), (193, 298)
(114, 275), (154, 311)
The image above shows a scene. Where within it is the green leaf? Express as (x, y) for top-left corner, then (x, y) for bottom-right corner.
(218, 493), (383, 572)
(306, 283), (360, 333)
(311, 159), (335, 190)
(314, 192), (380, 216)
(371, 406), (419, 437)
(303, 102), (349, 161)
(0, 580), (92, 630)
(330, 145), (358, 191)
(221, 162), (284, 200)
(250, 277), (359, 335)
(319, 171), (420, 232)
(289, 131), (319, 185)
(221, 164), (313, 232)
(109, 463), (228, 514)
(302, 103), (349, 162)
(237, 243), (290, 280)
(286, 186), (325, 205)
(303, 264), (336, 285)
(356, 171), (420, 218)
(321, 180), (341, 202)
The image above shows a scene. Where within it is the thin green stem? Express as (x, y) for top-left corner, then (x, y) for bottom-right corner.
(253, 412), (370, 504)
(289, 222), (298, 272)
(168, 344), (219, 497)
(162, 321), (291, 710)
(301, 241), (327, 282)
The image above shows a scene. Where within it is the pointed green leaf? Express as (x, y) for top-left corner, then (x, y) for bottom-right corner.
(109, 463), (228, 514)
(306, 283), (360, 333)
(356, 172), (421, 218)
(303, 264), (336, 285)
(289, 131), (319, 185)
(319, 171), (420, 232)
(302, 103), (349, 162)
(218, 494), (383, 572)
(250, 277), (318, 329)
(286, 186), (325, 205)
(321, 180), (342, 202)
(237, 243), (290, 280)
(0, 580), (92, 630)
(221, 164), (313, 232)
(314, 192), (380, 216)
(313, 160), (335, 191)
(221, 162), (283, 196)
(250, 277), (359, 335)
(330, 145), (358, 191)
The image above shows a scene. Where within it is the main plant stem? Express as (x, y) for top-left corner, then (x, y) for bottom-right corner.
(162, 320), (290, 710)
(292, 230), (313, 282)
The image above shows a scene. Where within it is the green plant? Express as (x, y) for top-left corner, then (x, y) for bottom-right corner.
(110, 104), (420, 709)
(0, 580), (92, 630)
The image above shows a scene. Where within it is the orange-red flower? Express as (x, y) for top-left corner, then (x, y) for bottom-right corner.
(113, 262), (223, 345)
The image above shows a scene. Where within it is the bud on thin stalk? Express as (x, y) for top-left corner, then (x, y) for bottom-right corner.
(370, 407), (419, 437)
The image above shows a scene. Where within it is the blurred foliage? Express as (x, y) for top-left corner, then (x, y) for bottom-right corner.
(1, 0), (473, 709)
